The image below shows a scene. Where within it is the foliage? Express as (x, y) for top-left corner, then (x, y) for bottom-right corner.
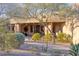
(42, 32), (52, 52)
(15, 33), (25, 45)
(0, 33), (5, 50)
(0, 18), (9, 33)
(0, 18), (25, 51)
(0, 18), (25, 50)
(32, 33), (41, 41)
(44, 32), (52, 43)
(0, 18), (20, 51)
(0, 32), (25, 51)
(0, 33), (20, 51)
(4, 33), (20, 50)
(70, 44), (79, 56)
(56, 31), (72, 43)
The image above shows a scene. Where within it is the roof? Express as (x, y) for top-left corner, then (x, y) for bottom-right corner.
(9, 15), (65, 24)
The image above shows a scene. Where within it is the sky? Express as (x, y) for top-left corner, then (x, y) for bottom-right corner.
(0, 3), (24, 18)
(0, 3), (75, 18)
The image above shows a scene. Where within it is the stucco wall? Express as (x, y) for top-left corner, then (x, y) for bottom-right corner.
(63, 20), (72, 36)
(73, 20), (79, 44)
(63, 19), (79, 44)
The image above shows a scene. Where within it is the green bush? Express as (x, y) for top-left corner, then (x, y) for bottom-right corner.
(4, 33), (19, 50)
(15, 33), (25, 45)
(32, 33), (41, 41)
(70, 44), (79, 56)
(56, 32), (72, 43)
(0, 33), (20, 51)
(0, 33), (5, 50)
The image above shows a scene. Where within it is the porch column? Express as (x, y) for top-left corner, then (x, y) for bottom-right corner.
(44, 26), (48, 35)
(44, 23), (52, 35)
(28, 25), (31, 35)
(14, 24), (20, 32)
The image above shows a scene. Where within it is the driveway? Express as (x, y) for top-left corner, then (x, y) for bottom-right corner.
(19, 42), (70, 56)
(0, 37), (71, 56)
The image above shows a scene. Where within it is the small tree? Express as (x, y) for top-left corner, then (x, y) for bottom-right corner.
(0, 32), (21, 54)
(0, 18), (20, 52)
(0, 33), (5, 50)
(32, 33), (41, 42)
(4, 33), (19, 51)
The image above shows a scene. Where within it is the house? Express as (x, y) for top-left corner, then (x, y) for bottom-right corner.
(9, 15), (79, 44)
(9, 15), (65, 35)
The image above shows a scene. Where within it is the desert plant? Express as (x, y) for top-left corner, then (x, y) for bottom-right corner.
(56, 31), (72, 43)
(70, 44), (79, 56)
(4, 33), (19, 50)
(15, 33), (25, 46)
(0, 19), (22, 52)
(32, 33), (41, 42)
(0, 33), (5, 50)
(0, 32), (20, 53)
(44, 32), (52, 43)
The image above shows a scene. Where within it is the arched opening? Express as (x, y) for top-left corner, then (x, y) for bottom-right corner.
(24, 26), (28, 32)
(22, 25), (28, 36)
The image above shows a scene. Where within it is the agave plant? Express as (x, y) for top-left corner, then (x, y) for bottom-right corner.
(70, 44), (79, 56)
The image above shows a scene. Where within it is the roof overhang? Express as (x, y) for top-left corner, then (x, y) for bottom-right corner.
(9, 16), (65, 24)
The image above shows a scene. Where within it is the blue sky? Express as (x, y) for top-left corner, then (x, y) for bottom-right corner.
(0, 3), (74, 18)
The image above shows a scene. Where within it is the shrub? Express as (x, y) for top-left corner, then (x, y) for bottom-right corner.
(0, 33), (5, 50)
(56, 32), (72, 43)
(4, 33), (19, 50)
(44, 32), (52, 43)
(15, 33), (25, 45)
(0, 33), (20, 51)
(70, 44), (79, 56)
(32, 33), (41, 41)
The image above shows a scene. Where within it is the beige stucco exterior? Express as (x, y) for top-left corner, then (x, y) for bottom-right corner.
(62, 19), (79, 44)
(63, 20), (72, 36)
(9, 16), (79, 44)
(9, 16), (65, 35)
(9, 17), (65, 36)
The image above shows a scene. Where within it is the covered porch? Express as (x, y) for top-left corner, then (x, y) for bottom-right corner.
(10, 22), (65, 36)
